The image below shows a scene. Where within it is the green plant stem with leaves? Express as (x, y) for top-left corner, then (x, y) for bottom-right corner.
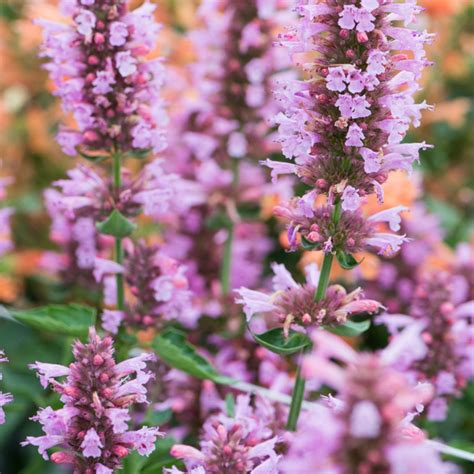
(112, 150), (125, 311)
(286, 199), (342, 431)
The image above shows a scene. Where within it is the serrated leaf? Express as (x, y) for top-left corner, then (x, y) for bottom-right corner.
(336, 250), (362, 270)
(324, 319), (371, 337)
(96, 209), (136, 238)
(251, 328), (312, 356)
(9, 304), (96, 337)
(152, 328), (234, 384)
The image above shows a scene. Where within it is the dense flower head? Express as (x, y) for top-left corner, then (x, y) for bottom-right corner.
(23, 328), (162, 471)
(267, 0), (434, 208)
(0, 350), (13, 425)
(47, 161), (202, 225)
(100, 241), (196, 332)
(37, 0), (167, 156)
(379, 270), (474, 421)
(0, 176), (14, 257)
(168, 394), (281, 474)
(276, 194), (409, 255)
(235, 262), (381, 332)
(180, 0), (290, 166)
(282, 331), (451, 473)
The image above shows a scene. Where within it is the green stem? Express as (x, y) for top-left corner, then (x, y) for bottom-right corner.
(314, 200), (342, 302)
(286, 354), (306, 431)
(287, 200), (343, 430)
(220, 158), (240, 296)
(221, 223), (234, 295)
(112, 151), (125, 311)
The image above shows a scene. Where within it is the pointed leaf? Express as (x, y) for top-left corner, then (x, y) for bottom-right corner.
(78, 149), (109, 162)
(324, 319), (371, 337)
(301, 235), (320, 251)
(336, 250), (362, 270)
(96, 209), (137, 238)
(251, 328), (312, 356)
(152, 328), (234, 384)
(126, 148), (152, 160)
(9, 304), (96, 337)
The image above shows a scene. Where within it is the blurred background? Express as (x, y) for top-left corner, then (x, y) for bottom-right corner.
(0, 0), (473, 471)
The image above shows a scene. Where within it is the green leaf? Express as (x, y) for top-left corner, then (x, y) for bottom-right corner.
(301, 235), (320, 251)
(251, 328), (312, 356)
(152, 328), (234, 384)
(8, 304), (96, 337)
(96, 209), (137, 238)
(336, 250), (362, 270)
(126, 148), (152, 160)
(205, 211), (232, 230)
(144, 408), (173, 427)
(324, 319), (371, 337)
(78, 149), (109, 162)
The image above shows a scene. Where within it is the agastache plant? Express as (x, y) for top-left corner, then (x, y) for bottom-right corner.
(378, 268), (474, 421)
(163, 0), (291, 317)
(23, 328), (161, 471)
(36, 0), (195, 335)
(236, 0), (433, 432)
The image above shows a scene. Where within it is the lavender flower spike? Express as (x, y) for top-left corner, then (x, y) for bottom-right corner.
(272, 0), (434, 205)
(23, 328), (162, 471)
(37, 0), (167, 156)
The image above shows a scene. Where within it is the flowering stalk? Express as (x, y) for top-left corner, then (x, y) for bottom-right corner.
(240, 0), (434, 433)
(23, 328), (161, 471)
(112, 150), (125, 310)
(36, 0), (184, 332)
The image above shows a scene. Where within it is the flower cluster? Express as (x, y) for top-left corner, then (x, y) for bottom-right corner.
(161, 0), (293, 316)
(0, 176), (13, 257)
(42, 161), (203, 286)
(282, 331), (451, 473)
(169, 394), (281, 474)
(379, 267), (474, 421)
(182, 0), (290, 166)
(236, 263), (381, 332)
(23, 328), (161, 471)
(268, 0), (434, 207)
(37, 0), (167, 156)
(0, 350), (13, 425)
(100, 241), (196, 332)
(276, 195), (409, 255)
